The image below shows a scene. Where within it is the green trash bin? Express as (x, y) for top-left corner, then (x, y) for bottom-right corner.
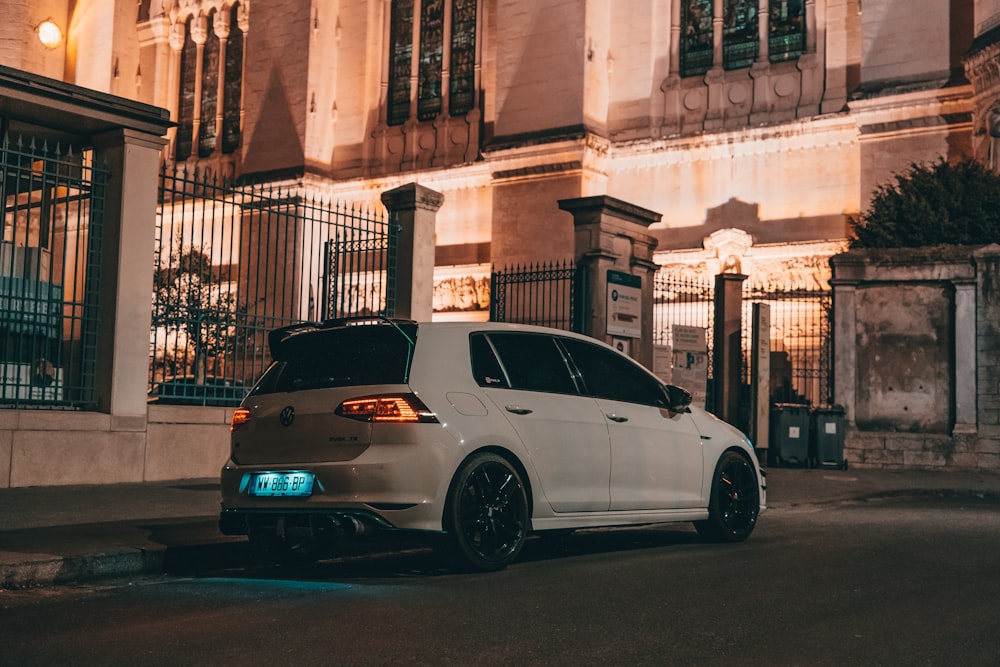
(811, 405), (847, 469)
(769, 403), (811, 467)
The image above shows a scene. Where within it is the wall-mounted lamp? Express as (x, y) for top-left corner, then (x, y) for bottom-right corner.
(36, 19), (63, 49)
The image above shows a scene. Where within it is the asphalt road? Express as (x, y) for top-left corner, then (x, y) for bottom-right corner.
(2, 492), (999, 666)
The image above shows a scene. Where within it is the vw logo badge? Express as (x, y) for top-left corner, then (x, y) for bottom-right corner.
(279, 406), (295, 427)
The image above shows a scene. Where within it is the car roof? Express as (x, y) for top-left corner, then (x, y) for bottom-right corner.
(267, 318), (605, 358)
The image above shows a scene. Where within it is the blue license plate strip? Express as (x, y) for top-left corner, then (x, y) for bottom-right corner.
(248, 472), (315, 497)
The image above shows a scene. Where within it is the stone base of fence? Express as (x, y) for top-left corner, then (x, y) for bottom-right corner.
(845, 429), (1000, 472)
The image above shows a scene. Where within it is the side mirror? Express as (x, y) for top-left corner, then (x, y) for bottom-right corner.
(665, 384), (693, 413)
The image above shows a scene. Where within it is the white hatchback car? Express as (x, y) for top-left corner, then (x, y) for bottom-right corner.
(219, 318), (766, 571)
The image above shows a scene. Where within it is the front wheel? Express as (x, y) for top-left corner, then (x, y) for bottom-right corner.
(694, 450), (760, 542)
(441, 452), (529, 572)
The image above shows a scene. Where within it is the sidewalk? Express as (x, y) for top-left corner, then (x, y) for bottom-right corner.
(2, 467), (999, 589)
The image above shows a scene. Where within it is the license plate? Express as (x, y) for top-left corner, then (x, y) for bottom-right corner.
(248, 472), (315, 497)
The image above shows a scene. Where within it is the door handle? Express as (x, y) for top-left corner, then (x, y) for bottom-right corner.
(505, 405), (533, 415)
(606, 413), (629, 423)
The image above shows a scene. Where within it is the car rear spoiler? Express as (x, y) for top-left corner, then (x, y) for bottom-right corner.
(267, 316), (418, 359)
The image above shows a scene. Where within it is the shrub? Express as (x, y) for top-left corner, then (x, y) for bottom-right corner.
(849, 159), (1000, 248)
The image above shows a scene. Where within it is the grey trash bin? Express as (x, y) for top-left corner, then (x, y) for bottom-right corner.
(769, 403), (811, 467)
(811, 405), (847, 469)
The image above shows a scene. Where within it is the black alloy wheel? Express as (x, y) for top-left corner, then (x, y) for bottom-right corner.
(694, 450), (760, 542)
(443, 452), (529, 571)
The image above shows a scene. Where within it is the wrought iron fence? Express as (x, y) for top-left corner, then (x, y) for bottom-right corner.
(742, 285), (833, 408)
(150, 166), (394, 406)
(653, 271), (833, 418)
(490, 260), (586, 333)
(0, 134), (108, 408)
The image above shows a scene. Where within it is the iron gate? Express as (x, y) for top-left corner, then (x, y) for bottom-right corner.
(150, 166), (395, 406)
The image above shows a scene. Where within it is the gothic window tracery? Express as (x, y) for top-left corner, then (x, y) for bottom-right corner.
(680, 0), (805, 77)
(387, 0), (479, 127)
(171, 1), (245, 162)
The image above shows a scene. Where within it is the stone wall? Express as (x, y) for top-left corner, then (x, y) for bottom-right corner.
(831, 244), (1000, 472)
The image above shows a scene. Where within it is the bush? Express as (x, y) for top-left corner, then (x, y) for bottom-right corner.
(849, 159), (1000, 248)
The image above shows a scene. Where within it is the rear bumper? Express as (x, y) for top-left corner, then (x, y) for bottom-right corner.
(219, 507), (398, 536)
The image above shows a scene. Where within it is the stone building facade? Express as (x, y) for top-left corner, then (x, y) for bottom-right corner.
(2, 1), (1000, 482)
(2, 1), (994, 302)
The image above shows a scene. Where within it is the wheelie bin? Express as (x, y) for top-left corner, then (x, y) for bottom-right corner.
(811, 404), (847, 469)
(769, 403), (811, 467)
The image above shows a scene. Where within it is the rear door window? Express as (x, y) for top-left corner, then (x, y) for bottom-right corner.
(251, 325), (414, 395)
(480, 332), (578, 395)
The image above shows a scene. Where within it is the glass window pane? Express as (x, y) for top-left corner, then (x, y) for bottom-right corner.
(723, 0), (758, 70)
(388, 0), (415, 126)
(449, 0), (477, 116)
(769, 0), (805, 63)
(681, 0), (714, 77)
(488, 333), (577, 395)
(199, 12), (220, 157)
(470, 333), (509, 388)
(222, 3), (243, 154)
(176, 19), (196, 160)
(417, 0), (444, 121)
(562, 339), (665, 406)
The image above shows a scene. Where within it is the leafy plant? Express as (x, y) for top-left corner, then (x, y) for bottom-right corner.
(850, 159), (1000, 248)
(151, 243), (244, 383)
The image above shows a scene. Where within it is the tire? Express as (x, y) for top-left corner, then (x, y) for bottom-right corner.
(694, 450), (760, 542)
(441, 452), (529, 572)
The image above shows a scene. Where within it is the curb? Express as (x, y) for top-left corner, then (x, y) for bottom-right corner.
(1, 541), (251, 590)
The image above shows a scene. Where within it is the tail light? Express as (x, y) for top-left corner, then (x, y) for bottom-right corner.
(336, 393), (439, 423)
(230, 407), (252, 431)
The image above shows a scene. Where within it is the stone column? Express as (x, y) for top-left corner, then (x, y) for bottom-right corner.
(713, 272), (747, 426)
(830, 277), (858, 425)
(558, 196), (660, 369)
(91, 128), (169, 425)
(954, 279), (977, 433)
(381, 183), (444, 322)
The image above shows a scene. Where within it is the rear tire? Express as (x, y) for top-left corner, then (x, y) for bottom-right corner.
(441, 452), (529, 571)
(694, 450), (760, 542)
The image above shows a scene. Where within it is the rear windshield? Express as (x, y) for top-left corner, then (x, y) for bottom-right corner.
(250, 324), (416, 395)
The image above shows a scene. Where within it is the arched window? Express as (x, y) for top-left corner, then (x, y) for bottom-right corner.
(176, 18), (197, 161)
(199, 10), (220, 156)
(222, 3), (244, 154)
(388, 0), (479, 127)
(173, 4), (244, 162)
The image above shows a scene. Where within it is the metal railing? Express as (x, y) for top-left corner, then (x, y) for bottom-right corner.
(150, 166), (394, 406)
(0, 134), (108, 408)
(490, 260), (586, 333)
(654, 271), (832, 418)
(743, 285), (833, 408)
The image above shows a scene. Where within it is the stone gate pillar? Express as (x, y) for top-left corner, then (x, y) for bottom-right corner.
(558, 196), (660, 368)
(381, 183), (443, 321)
(713, 272), (748, 426)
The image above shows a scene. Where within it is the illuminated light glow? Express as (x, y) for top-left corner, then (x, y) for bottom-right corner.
(37, 20), (63, 49)
(230, 407), (251, 431)
(337, 394), (438, 423)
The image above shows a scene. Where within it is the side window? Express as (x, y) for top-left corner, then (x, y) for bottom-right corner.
(561, 338), (666, 407)
(487, 333), (578, 395)
(470, 334), (509, 388)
